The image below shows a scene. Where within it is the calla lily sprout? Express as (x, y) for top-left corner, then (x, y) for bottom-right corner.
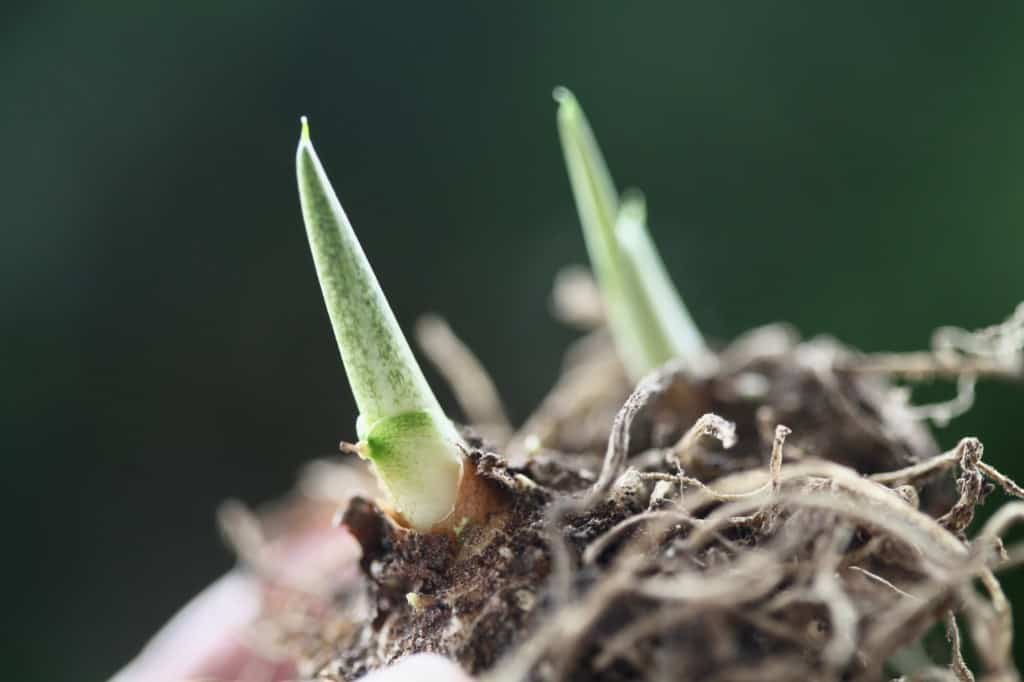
(615, 189), (709, 373)
(296, 117), (464, 531)
(554, 87), (710, 380)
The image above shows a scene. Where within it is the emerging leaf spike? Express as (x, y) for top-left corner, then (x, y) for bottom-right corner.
(555, 88), (710, 379)
(615, 190), (710, 373)
(553, 87), (619, 256)
(296, 120), (464, 531)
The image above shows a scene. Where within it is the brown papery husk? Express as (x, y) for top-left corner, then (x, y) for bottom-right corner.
(253, 318), (1024, 682)
(381, 454), (511, 538)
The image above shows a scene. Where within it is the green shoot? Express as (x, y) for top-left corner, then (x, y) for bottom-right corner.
(296, 117), (464, 531)
(615, 190), (709, 372)
(554, 88), (709, 379)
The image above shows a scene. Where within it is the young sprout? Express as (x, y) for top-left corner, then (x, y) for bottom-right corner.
(615, 190), (708, 373)
(554, 87), (710, 380)
(295, 117), (464, 531)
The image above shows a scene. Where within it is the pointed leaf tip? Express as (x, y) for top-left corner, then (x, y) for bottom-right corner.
(553, 87), (580, 121)
(300, 115), (310, 143)
(619, 188), (647, 224)
(552, 85), (572, 103)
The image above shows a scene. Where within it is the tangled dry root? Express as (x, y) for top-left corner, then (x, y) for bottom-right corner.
(487, 410), (1023, 682)
(478, 302), (1024, 682)
(253, 295), (1024, 682)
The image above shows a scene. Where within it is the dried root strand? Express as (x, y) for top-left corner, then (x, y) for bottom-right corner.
(490, 410), (1024, 682)
(588, 362), (687, 502)
(936, 438), (986, 537)
(943, 611), (975, 682)
(839, 301), (1024, 383)
(669, 412), (737, 470)
(416, 314), (512, 443)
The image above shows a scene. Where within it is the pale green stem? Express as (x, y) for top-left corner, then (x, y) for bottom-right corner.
(296, 118), (462, 530)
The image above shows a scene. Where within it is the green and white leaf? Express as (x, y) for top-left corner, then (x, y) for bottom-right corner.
(296, 118), (463, 530)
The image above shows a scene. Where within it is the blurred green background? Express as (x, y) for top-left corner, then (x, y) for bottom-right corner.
(3, 3), (1023, 680)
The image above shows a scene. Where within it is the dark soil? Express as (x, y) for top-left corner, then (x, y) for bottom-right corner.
(263, 313), (1024, 682)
